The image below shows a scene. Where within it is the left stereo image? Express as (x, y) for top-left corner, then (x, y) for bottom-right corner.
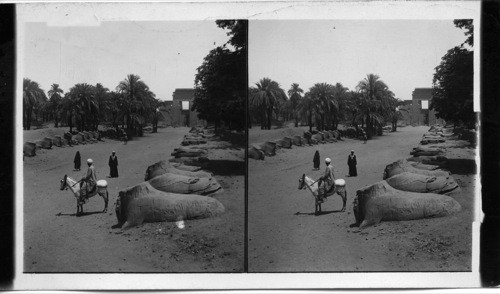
(20, 6), (247, 273)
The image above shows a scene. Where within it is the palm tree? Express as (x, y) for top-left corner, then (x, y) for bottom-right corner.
(249, 78), (287, 130)
(47, 84), (64, 127)
(339, 91), (364, 130)
(94, 83), (109, 130)
(388, 98), (408, 132)
(278, 99), (293, 122)
(288, 83), (303, 127)
(309, 83), (337, 131)
(297, 92), (317, 132)
(330, 83), (349, 130)
(248, 87), (266, 130)
(356, 74), (393, 139)
(23, 78), (47, 130)
(374, 86), (397, 134)
(67, 83), (98, 131)
(116, 74), (156, 136)
(249, 87), (265, 128)
(106, 91), (125, 130)
(58, 94), (75, 132)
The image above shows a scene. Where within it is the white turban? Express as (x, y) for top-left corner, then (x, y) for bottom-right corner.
(325, 158), (331, 163)
(87, 158), (93, 164)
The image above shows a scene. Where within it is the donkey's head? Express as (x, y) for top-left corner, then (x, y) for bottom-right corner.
(298, 174), (306, 190)
(60, 174), (68, 191)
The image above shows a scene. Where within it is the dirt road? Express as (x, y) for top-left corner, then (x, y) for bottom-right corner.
(24, 127), (244, 272)
(248, 126), (474, 272)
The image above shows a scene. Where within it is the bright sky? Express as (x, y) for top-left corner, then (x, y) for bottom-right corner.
(249, 20), (469, 101)
(24, 21), (230, 100)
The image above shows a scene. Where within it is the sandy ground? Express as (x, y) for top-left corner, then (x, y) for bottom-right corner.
(24, 127), (244, 272)
(248, 125), (475, 272)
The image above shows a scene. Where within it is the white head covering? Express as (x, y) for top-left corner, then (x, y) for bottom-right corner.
(351, 150), (354, 153)
(87, 158), (93, 164)
(325, 158), (331, 163)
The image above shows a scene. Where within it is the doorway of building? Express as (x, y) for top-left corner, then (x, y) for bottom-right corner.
(182, 110), (190, 127)
(423, 110), (429, 126)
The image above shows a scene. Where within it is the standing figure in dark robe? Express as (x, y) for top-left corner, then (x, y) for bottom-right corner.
(313, 150), (320, 170)
(108, 151), (119, 178)
(347, 150), (357, 177)
(121, 129), (128, 145)
(361, 129), (367, 144)
(74, 151), (81, 171)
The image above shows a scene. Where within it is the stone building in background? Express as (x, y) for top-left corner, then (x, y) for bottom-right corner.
(159, 88), (206, 127)
(410, 88), (445, 126)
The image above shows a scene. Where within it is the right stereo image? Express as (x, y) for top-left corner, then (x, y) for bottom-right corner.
(247, 19), (477, 273)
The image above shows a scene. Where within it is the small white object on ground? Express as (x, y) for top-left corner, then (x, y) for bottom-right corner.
(176, 220), (185, 229)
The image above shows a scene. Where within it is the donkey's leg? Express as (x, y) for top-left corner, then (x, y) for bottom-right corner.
(101, 190), (109, 213)
(77, 199), (83, 216)
(315, 197), (322, 215)
(342, 189), (347, 212)
(337, 189), (346, 212)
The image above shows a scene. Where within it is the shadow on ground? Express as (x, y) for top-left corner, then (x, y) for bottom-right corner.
(56, 210), (105, 217)
(207, 160), (245, 176)
(445, 158), (476, 175)
(294, 209), (344, 216)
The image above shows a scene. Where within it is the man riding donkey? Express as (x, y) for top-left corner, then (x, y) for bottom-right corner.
(316, 157), (336, 203)
(79, 158), (97, 204)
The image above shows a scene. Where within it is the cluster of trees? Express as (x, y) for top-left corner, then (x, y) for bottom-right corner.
(250, 74), (404, 139)
(249, 19), (476, 137)
(431, 19), (475, 129)
(192, 20), (247, 131)
(23, 74), (162, 136)
(24, 20), (248, 135)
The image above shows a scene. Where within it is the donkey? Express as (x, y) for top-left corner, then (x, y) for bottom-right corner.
(298, 174), (347, 215)
(60, 174), (108, 216)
